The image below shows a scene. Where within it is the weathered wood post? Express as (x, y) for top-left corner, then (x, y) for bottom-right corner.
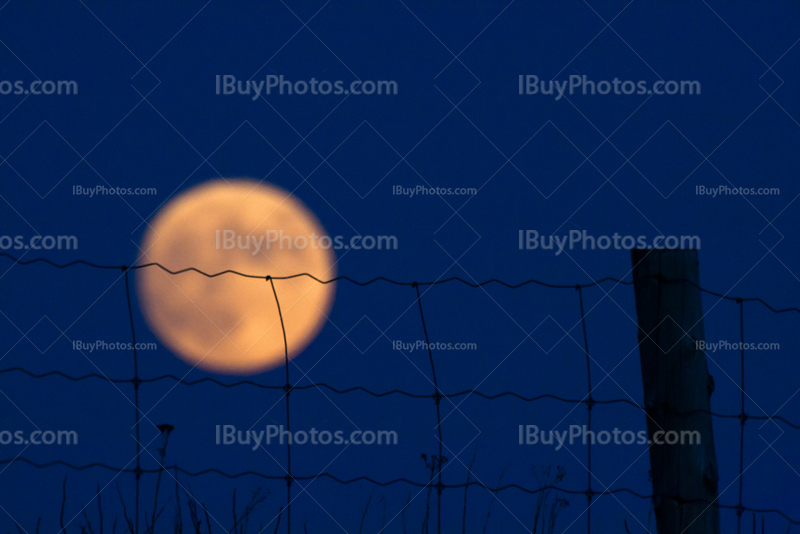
(631, 249), (720, 534)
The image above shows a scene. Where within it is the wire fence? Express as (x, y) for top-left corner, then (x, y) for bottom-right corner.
(1, 252), (799, 533)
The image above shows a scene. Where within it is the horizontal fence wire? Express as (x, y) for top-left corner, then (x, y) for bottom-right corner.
(1, 253), (799, 528)
(3, 252), (800, 314)
(0, 367), (797, 428)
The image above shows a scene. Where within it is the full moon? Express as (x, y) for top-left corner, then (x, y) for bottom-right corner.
(136, 179), (336, 375)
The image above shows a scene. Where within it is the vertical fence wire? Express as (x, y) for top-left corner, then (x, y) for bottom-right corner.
(414, 282), (444, 534)
(123, 269), (142, 534)
(737, 299), (746, 534)
(269, 276), (293, 534)
(577, 286), (593, 534)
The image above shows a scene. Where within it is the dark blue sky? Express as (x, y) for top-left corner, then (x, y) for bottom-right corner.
(1, 1), (799, 532)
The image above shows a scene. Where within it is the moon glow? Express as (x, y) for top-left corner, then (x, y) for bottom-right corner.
(136, 179), (336, 375)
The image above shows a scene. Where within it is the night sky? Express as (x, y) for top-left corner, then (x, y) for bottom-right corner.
(1, 1), (799, 533)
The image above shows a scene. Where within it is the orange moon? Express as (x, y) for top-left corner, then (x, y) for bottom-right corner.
(136, 179), (336, 375)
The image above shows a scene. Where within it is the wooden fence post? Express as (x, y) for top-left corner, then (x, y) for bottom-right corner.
(631, 249), (720, 534)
